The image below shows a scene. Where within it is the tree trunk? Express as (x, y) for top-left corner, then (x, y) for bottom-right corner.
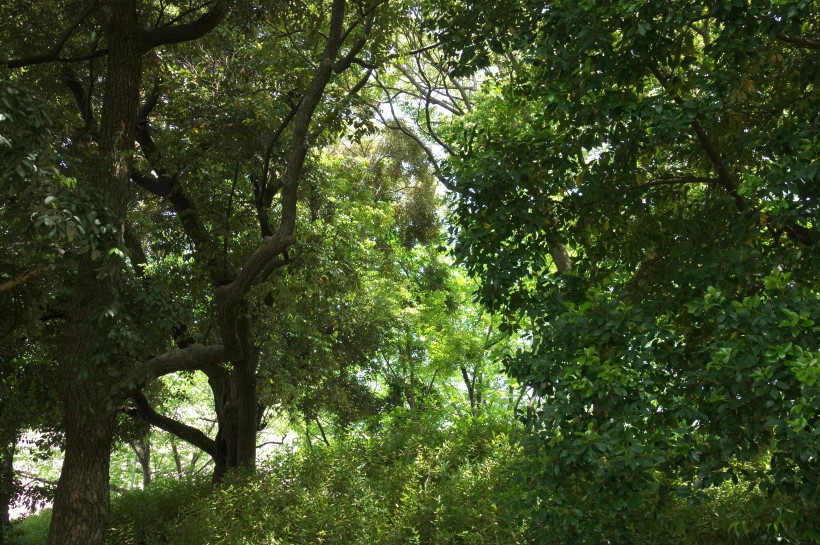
(170, 439), (184, 480)
(129, 436), (152, 489)
(210, 312), (259, 481)
(47, 3), (142, 544)
(0, 442), (14, 545)
(46, 390), (116, 545)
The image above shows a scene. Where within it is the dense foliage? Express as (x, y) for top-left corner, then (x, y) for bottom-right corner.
(427, 0), (819, 540)
(12, 414), (815, 545)
(2, 0), (818, 543)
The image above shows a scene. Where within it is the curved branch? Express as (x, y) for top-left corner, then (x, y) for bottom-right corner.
(217, 234), (294, 303)
(64, 69), (97, 134)
(646, 64), (743, 207)
(256, 101), (301, 237)
(218, 0), (347, 306)
(628, 175), (718, 192)
(277, 0), (347, 239)
(373, 83), (451, 190)
(126, 390), (217, 458)
(142, 0), (229, 51)
(133, 123), (228, 283)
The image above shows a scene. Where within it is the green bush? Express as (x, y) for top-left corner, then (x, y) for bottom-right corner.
(166, 414), (525, 545)
(13, 414), (814, 545)
(514, 452), (819, 545)
(5, 509), (51, 545)
(107, 477), (211, 545)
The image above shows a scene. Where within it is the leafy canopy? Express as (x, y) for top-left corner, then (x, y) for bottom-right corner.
(427, 0), (819, 538)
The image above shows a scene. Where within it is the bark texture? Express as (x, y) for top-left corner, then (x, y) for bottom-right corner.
(47, 3), (141, 544)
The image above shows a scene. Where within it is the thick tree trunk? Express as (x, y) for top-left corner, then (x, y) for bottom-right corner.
(209, 344), (259, 480)
(210, 308), (259, 481)
(47, 3), (142, 544)
(46, 386), (116, 545)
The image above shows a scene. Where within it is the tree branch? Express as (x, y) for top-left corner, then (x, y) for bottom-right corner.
(373, 79), (452, 190)
(1, 1), (100, 68)
(277, 0), (347, 239)
(218, 0), (347, 305)
(0, 267), (40, 294)
(64, 69), (97, 134)
(133, 123), (228, 283)
(777, 34), (820, 50)
(646, 64), (744, 210)
(646, 64), (813, 245)
(141, 0), (229, 51)
(138, 343), (228, 386)
(256, 101), (301, 237)
(126, 390), (217, 458)
(628, 175), (718, 192)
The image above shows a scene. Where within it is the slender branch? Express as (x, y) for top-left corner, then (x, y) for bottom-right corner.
(334, 33), (369, 73)
(1, 0), (100, 68)
(256, 101), (302, 237)
(218, 0), (347, 304)
(138, 80), (162, 122)
(277, 0), (347, 239)
(646, 64), (744, 210)
(628, 175), (718, 192)
(64, 69), (97, 134)
(337, 0), (388, 44)
(256, 439), (285, 448)
(17, 471), (59, 487)
(777, 34), (820, 50)
(387, 41), (443, 61)
(54, 48), (109, 64)
(334, 0), (381, 73)
(0, 267), (40, 293)
(423, 88), (456, 156)
(373, 78), (452, 190)
(311, 67), (374, 147)
(646, 64), (813, 245)
(159, 3), (209, 28)
(133, 124), (228, 282)
(314, 416), (330, 446)
(223, 161), (240, 261)
(192, 458), (214, 476)
(395, 64), (463, 116)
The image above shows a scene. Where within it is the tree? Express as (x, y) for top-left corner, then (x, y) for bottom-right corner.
(426, 0), (819, 539)
(1, 0), (392, 542)
(119, 0), (391, 482)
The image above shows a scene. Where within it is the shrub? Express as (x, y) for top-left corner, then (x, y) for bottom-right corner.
(107, 477), (211, 545)
(5, 509), (51, 545)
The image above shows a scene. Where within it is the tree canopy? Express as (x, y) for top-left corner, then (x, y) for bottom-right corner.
(427, 0), (818, 538)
